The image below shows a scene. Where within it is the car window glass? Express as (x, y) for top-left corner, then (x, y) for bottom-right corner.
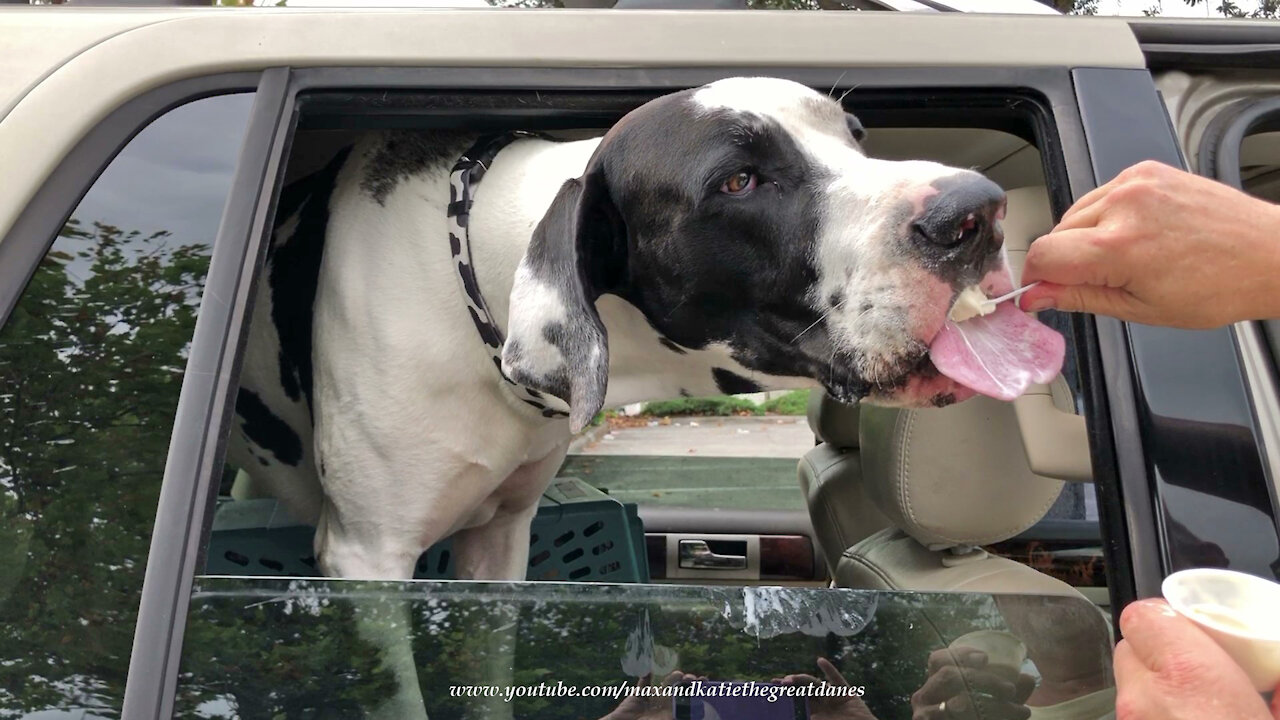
(0, 92), (254, 718)
(177, 578), (1115, 720)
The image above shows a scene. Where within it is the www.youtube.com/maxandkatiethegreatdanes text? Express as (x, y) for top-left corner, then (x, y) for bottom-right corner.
(450, 680), (868, 704)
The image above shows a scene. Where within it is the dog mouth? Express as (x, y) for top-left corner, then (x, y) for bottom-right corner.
(823, 266), (1066, 407)
(925, 269), (1065, 402)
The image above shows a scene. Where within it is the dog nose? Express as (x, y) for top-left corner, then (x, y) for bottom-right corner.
(912, 175), (1006, 251)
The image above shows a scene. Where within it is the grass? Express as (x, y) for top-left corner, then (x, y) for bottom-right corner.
(639, 389), (811, 418)
(759, 389), (811, 416)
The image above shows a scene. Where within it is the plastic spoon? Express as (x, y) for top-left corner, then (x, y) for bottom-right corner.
(979, 281), (1041, 314)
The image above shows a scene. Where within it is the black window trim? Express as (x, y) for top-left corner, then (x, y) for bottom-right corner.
(1074, 67), (1280, 589)
(119, 67), (295, 720)
(2, 64), (1160, 720)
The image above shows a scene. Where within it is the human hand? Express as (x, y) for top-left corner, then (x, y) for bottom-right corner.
(772, 657), (876, 720)
(1019, 160), (1280, 328)
(1114, 598), (1279, 720)
(599, 671), (698, 720)
(910, 646), (1035, 720)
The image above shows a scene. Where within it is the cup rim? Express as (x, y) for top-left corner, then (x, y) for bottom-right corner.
(1162, 568), (1280, 643)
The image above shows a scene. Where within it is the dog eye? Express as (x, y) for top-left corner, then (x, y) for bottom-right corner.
(720, 170), (757, 196)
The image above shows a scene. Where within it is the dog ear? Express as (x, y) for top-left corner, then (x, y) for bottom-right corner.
(845, 112), (867, 143)
(502, 169), (626, 432)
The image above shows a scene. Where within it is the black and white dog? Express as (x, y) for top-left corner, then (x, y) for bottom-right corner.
(229, 77), (1039, 584)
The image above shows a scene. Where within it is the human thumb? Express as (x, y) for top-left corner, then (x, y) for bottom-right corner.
(1018, 282), (1134, 320)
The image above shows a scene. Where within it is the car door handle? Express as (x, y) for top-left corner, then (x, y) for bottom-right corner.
(678, 539), (747, 570)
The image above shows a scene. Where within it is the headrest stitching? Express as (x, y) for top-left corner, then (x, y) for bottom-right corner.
(898, 409), (917, 533)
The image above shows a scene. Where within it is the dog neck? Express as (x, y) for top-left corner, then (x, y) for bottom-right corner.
(466, 136), (814, 409)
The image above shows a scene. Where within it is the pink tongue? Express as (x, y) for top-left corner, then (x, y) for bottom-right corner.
(929, 302), (1065, 401)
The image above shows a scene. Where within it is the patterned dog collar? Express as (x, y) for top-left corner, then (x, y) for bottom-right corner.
(447, 133), (570, 420)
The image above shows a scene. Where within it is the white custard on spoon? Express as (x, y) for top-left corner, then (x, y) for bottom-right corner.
(948, 282), (1043, 323)
(948, 285), (996, 323)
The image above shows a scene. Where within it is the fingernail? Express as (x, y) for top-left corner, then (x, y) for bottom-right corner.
(1018, 293), (1049, 310)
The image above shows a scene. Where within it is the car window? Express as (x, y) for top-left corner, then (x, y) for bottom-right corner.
(176, 578), (1114, 720)
(0, 93), (254, 718)
(192, 81), (1116, 719)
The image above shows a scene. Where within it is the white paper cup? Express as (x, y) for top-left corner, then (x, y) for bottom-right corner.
(949, 630), (1028, 682)
(1162, 568), (1280, 692)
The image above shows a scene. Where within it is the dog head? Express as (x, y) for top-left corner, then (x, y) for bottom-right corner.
(504, 77), (1012, 431)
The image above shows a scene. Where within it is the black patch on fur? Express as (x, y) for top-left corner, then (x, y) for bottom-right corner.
(679, 388), (692, 397)
(712, 368), (762, 395)
(659, 337), (687, 354)
(361, 130), (474, 205)
(931, 393), (957, 408)
(236, 388), (303, 466)
(596, 97), (840, 390)
(267, 146), (352, 415)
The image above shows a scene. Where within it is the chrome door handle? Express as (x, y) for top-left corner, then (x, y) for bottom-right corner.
(678, 539), (747, 570)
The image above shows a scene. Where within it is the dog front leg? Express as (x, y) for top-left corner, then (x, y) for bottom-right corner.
(316, 507), (429, 720)
(449, 440), (569, 720)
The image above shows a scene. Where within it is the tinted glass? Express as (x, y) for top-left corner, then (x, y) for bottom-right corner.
(0, 93), (254, 717)
(176, 579), (1115, 720)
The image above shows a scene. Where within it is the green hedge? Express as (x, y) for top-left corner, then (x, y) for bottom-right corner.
(640, 389), (810, 417)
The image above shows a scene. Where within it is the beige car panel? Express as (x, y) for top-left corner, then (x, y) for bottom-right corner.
(1156, 68), (1280, 168)
(863, 127), (1043, 189)
(0, 8), (1146, 242)
(0, 10), (195, 121)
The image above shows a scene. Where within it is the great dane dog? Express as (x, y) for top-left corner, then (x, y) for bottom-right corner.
(229, 76), (1060, 586)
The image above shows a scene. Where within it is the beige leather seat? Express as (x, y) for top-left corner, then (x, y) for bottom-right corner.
(797, 392), (892, 577)
(838, 397), (1077, 595)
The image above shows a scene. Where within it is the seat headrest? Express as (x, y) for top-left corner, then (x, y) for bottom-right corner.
(806, 390), (860, 448)
(1002, 186), (1054, 282)
(859, 397), (1065, 550)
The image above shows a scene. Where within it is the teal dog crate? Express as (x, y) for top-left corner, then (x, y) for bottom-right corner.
(204, 477), (649, 583)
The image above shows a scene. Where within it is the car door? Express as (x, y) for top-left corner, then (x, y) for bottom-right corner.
(1133, 19), (1280, 585)
(0, 6), (1222, 719)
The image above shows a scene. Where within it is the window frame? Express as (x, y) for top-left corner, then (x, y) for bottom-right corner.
(1190, 95), (1280, 571)
(2, 63), (1184, 720)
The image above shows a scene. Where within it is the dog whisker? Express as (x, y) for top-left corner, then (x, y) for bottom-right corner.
(663, 295), (690, 321)
(837, 83), (863, 106)
(828, 70), (849, 98)
(791, 296), (848, 345)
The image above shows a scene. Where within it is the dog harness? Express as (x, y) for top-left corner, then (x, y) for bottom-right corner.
(447, 133), (570, 420)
